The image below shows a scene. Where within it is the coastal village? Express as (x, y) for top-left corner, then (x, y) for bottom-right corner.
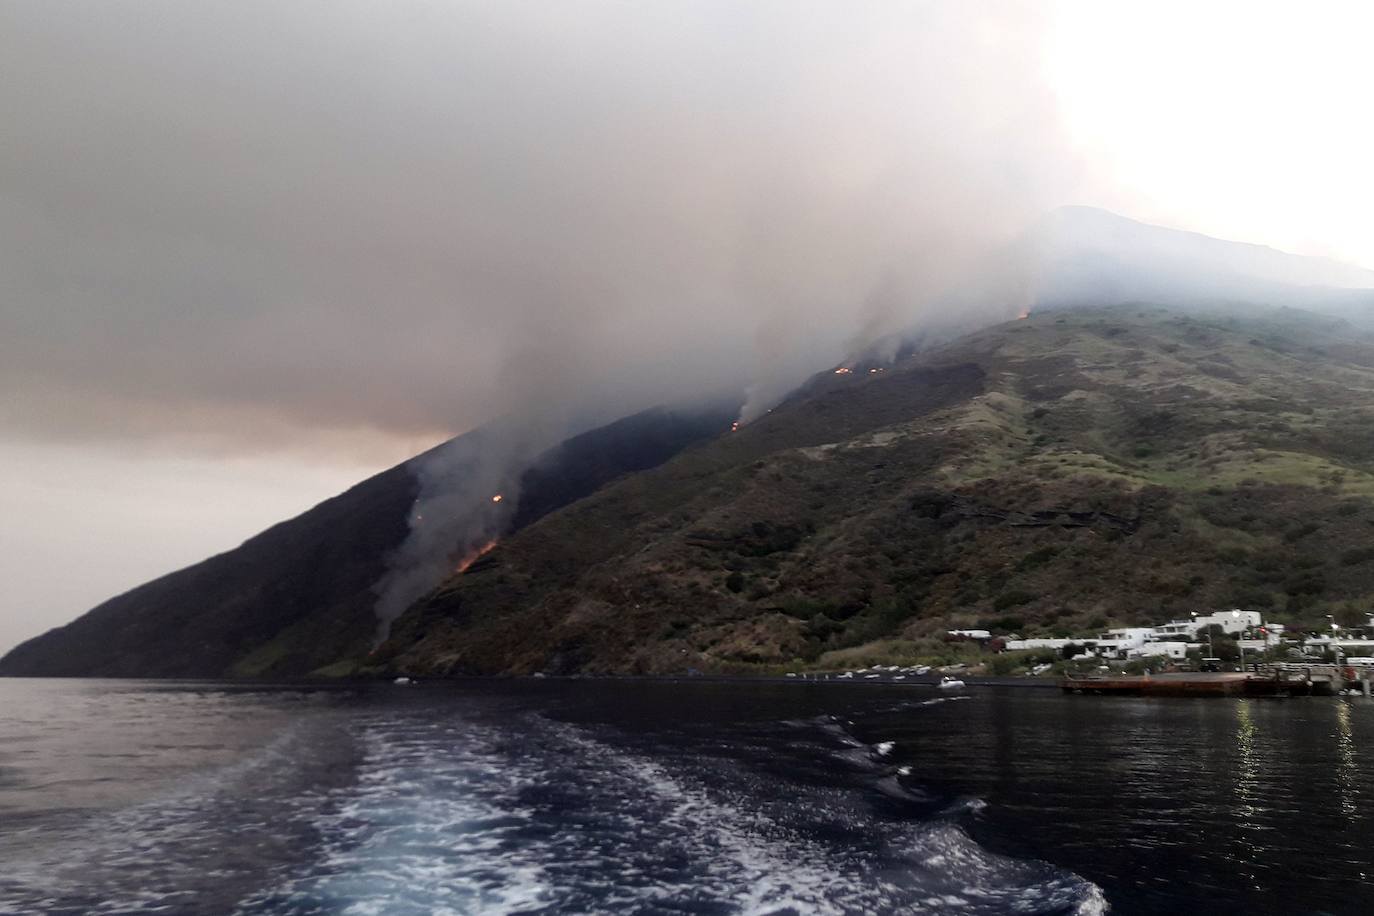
(953, 609), (1374, 696)
(792, 609), (1374, 697)
(966, 608), (1374, 668)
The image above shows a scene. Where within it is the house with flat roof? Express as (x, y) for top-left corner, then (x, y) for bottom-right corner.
(1154, 609), (1261, 640)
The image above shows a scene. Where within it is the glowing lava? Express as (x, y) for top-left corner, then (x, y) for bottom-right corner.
(1017, 306), (1031, 320)
(834, 367), (852, 375)
(491, 493), (504, 503)
(453, 538), (499, 575)
(730, 421), (740, 432)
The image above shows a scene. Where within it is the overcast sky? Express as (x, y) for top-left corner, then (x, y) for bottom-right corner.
(3, 1), (1372, 655)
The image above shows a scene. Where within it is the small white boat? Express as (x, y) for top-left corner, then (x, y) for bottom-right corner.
(937, 677), (965, 690)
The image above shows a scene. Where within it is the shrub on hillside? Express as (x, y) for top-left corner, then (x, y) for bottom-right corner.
(1340, 547), (1374, 566)
(993, 590), (1036, 611)
(1016, 547), (1058, 571)
(1284, 522), (1320, 543)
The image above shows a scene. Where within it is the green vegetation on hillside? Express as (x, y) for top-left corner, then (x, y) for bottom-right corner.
(377, 304), (1374, 676)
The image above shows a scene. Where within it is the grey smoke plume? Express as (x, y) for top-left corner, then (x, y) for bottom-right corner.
(0, 1), (1089, 634)
(371, 426), (525, 642)
(0, 1), (1081, 457)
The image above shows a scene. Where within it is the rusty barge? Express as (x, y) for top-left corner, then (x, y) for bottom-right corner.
(1061, 665), (1366, 698)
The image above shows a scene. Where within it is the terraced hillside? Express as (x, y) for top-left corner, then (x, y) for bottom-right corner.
(379, 304), (1374, 675)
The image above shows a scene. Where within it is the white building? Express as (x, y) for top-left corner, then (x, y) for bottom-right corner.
(1131, 641), (1190, 660)
(1307, 637), (1374, 653)
(1154, 609), (1262, 640)
(1091, 630), (1189, 660)
(1000, 609), (1285, 662)
(1208, 610), (1263, 634)
(947, 629), (992, 641)
(1098, 628), (1155, 651)
(1002, 637), (1076, 652)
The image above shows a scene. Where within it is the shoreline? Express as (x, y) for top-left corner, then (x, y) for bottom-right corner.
(0, 671), (1064, 688)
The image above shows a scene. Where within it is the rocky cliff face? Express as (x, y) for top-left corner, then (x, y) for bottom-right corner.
(376, 304), (1374, 675)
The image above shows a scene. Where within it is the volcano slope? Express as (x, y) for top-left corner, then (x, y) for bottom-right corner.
(0, 405), (734, 678)
(379, 304), (1374, 675)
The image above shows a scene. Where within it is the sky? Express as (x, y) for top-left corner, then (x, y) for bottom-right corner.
(3, 0), (1373, 655)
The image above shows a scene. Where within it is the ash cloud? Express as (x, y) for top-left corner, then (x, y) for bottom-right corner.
(0, 2), (1089, 632)
(0, 0), (1081, 455)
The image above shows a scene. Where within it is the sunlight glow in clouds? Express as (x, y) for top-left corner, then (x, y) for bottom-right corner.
(1050, 0), (1374, 269)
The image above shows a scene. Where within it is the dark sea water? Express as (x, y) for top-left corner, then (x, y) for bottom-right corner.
(0, 678), (1370, 915)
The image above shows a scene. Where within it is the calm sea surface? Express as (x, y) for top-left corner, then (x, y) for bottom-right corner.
(0, 677), (1370, 915)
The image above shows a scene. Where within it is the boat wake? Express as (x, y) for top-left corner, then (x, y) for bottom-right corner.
(2, 694), (1107, 915)
(0, 714), (358, 914)
(241, 707), (1108, 915)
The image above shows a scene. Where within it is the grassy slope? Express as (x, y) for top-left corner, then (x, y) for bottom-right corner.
(379, 304), (1374, 675)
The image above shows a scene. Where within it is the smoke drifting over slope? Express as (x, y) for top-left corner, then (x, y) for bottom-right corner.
(371, 430), (521, 642)
(0, 1), (1080, 455)
(370, 402), (740, 641)
(0, 1), (1097, 636)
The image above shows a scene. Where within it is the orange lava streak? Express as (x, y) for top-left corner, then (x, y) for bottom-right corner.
(1017, 306), (1031, 319)
(453, 538), (499, 575)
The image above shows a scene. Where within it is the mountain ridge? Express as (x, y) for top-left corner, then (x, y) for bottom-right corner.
(375, 303), (1374, 676)
(1025, 206), (1374, 316)
(0, 404), (735, 677)
(8, 208), (1374, 679)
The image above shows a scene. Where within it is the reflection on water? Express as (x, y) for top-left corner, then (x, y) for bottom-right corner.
(1335, 701), (1358, 820)
(2, 679), (1374, 916)
(1233, 700), (1260, 823)
(1232, 699), (1264, 893)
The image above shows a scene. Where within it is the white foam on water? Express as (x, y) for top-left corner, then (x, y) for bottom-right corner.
(914, 695), (973, 707)
(0, 692), (1112, 916)
(0, 717), (350, 915)
(895, 821), (1108, 916)
(236, 716), (558, 916)
(941, 796), (990, 816)
(548, 726), (905, 915)
(239, 711), (1109, 916)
